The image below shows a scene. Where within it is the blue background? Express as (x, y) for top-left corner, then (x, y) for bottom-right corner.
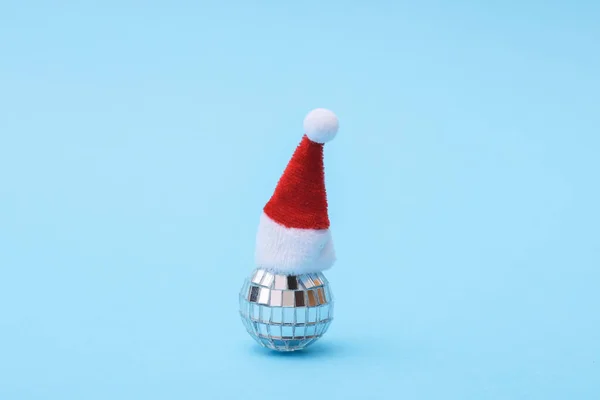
(1, 1), (598, 399)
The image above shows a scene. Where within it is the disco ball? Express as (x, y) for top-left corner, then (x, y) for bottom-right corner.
(239, 268), (334, 352)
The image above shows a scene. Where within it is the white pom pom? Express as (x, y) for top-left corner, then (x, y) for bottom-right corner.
(303, 108), (339, 143)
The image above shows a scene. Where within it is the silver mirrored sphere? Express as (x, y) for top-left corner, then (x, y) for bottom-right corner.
(239, 268), (334, 352)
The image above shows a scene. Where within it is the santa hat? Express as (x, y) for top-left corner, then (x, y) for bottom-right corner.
(255, 108), (339, 275)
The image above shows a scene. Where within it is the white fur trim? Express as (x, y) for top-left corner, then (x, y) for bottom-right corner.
(255, 212), (336, 274)
(303, 108), (339, 144)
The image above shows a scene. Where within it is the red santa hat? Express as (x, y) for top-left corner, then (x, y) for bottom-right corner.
(255, 108), (339, 275)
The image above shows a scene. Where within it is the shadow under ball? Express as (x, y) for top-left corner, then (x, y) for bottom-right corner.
(239, 268), (334, 352)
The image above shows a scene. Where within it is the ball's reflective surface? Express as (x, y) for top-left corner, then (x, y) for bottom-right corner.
(239, 269), (334, 352)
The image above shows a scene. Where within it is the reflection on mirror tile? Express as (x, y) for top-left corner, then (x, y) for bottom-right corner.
(271, 307), (283, 323)
(283, 307), (295, 323)
(262, 272), (274, 287)
(317, 288), (326, 304)
(295, 307), (306, 323)
(307, 290), (318, 307)
(314, 322), (322, 336)
(252, 269), (265, 284)
(274, 275), (287, 290)
(269, 290), (282, 307)
(294, 326), (306, 337)
(286, 276), (298, 290)
(249, 286), (259, 302)
(319, 305), (329, 321)
(308, 307), (317, 321)
(294, 291), (305, 307)
(282, 291), (295, 307)
(300, 275), (315, 289)
(258, 287), (270, 304)
(251, 303), (260, 319)
(311, 274), (322, 286)
(269, 324), (282, 337)
(261, 306), (272, 323)
(258, 323), (268, 335)
(281, 325), (294, 337)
